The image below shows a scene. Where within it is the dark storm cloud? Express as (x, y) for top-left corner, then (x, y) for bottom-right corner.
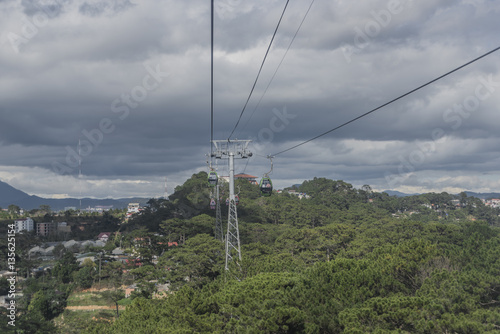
(1, 0), (500, 197)
(21, 0), (64, 17)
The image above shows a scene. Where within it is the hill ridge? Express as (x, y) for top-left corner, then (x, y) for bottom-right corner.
(0, 180), (148, 210)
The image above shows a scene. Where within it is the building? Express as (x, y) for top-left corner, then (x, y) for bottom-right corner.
(483, 198), (500, 208)
(14, 217), (34, 233)
(37, 222), (54, 236)
(126, 203), (142, 219)
(95, 205), (113, 213)
(285, 189), (311, 199)
(0, 270), (17, 278)
(234, 173), (258, 185)
(128, 203), (140, 213)
(97, 232), (113, 243)
(133, 237), (152, 247)
(58, 222), (71, 233)
(36, 221), (71, 236)
(82, 205), (113, 213)
(127, 203), (141, 216)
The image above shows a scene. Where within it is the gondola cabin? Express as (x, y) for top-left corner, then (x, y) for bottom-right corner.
(235, 195), (239, 205)
(210, 198), (216, 210)
(208, 171), (218, 187)
(259, 177), (273, 197)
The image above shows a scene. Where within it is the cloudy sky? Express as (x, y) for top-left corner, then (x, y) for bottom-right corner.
(0, 0), (499, 199)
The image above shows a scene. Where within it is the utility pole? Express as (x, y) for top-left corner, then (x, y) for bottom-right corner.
(211, 140), (252, 273)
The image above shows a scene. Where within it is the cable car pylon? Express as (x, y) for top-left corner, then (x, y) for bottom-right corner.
(211, 139), (252, 275)
(207, 158), (224, 242)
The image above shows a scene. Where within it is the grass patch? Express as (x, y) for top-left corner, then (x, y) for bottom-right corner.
(117, 297), (132, 306)
(67, 291), (108, 307)
(54, 309), (119, 334)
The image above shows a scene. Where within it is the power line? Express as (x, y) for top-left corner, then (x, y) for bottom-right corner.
(238, 0), (316, 136)
(272, 45), (500, 157)
(227, 0), (290, 140)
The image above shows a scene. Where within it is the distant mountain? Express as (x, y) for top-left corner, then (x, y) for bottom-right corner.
(0, 180), (149, 211)
(382, 190), (420, 197)
(464, 191), (500, 200)
(0, 180), (31, 204)
(381, 190), (500, 200)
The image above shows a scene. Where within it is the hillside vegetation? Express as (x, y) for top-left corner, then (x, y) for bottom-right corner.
(82, 172), (500, 333)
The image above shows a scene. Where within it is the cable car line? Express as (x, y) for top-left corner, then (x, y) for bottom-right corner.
(210, 0), (215, 160)
(237, 0), (316, 137)
(227, 0), (291, 140)
(242, 155), (251, 174)
(207, 0), (219, 189)
(271, 45), (500, 157)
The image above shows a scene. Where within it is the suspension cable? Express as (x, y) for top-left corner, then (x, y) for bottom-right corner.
(210, 0), (214, 160)
(272, 45), (500, 157)
(238, 0), (316, 136)
(227, 0), (291, 140)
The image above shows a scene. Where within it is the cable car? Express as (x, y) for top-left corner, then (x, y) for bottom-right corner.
(210, 198), (216, 210)
(208, 170), (218, 187)
(259, 177), (273, 197)
(259, 156), (274, 197)
(226, 198), (229, 206)
(235, 195), (239, 205)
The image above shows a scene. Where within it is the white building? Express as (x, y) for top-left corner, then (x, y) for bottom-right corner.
(127, 203), (140, 214)
(15, 217), (34, 233)
(483, 198), (500, 208)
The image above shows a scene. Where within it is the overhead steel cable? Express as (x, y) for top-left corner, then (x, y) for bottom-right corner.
(271, 45), (500, 157)
(237, 0), (316, 136)
(227, 0), (291, 140)
(210, 0), (214, 158)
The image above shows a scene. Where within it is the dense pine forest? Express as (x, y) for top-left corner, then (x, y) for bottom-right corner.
(2, 172), (499, 333)
(87, 172), (500, 333)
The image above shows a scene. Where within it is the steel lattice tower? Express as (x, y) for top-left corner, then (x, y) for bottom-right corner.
(211, 140), (252, 272)
(214, 184), (224, 242)
(225, 150), (241, 271)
